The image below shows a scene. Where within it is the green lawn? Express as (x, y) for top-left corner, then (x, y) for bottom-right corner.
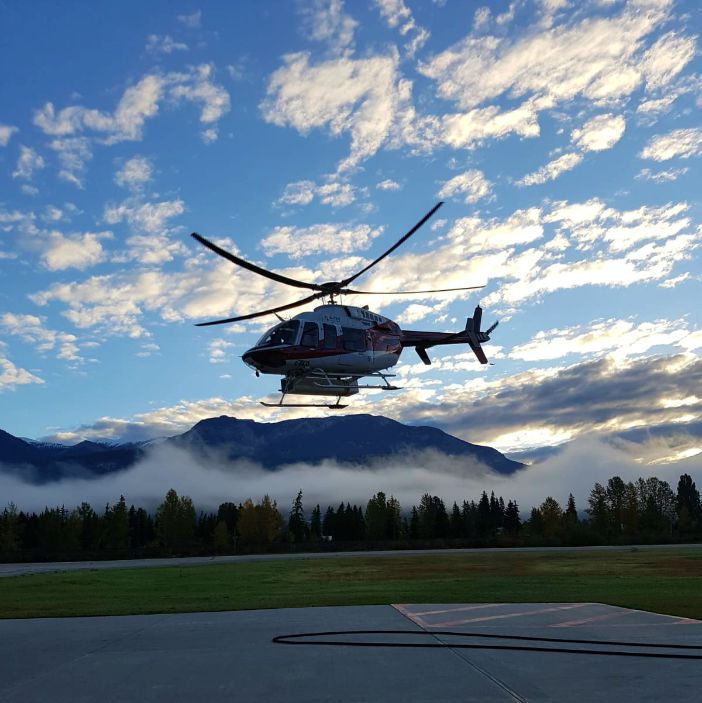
(2, 549), (702, 619)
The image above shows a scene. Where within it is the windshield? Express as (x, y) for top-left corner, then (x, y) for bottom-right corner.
(255, 320), (300, 347)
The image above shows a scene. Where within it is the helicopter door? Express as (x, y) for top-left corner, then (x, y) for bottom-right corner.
(300, 321), (320, 349)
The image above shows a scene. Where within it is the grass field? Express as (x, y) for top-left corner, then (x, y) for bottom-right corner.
(2, 548), (702, 619)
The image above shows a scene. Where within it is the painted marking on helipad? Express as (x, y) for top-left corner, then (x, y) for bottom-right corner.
(551, 609), (635, 628)
(411, 604), (502, 617)
(425, 603), (589, 628)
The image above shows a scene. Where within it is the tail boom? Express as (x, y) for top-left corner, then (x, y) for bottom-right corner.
(400, 305), (498, 365)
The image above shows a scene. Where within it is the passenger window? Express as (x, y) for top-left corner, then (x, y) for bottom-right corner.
(323, 324), (337, 349)
(300, 322), (319, 348)
(342, 327), (365, 352)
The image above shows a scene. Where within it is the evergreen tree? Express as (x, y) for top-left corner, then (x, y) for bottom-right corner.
(310, 504), (322, 539)
(503, 500), (521, 535)
(217, 502), (239, 540)
(386, 496), (401, 540)
(103, 496), (129, 551)
(540, 496), (563, 542)
(606, 476), (626, 534)
(155, 489), (196, 550)
(676, 474), (701, 534)
(288, 490), (307, 542)
(564, 494), (578, 526)
(322, 505), (335, 538)
(213, 520), (230, 553)
(449, 502), (463, 538)
(0, 503), (20, 560)
(476, 491), (491, 538)
(587, 482), (609, 537)
(365, 492), (388, 540)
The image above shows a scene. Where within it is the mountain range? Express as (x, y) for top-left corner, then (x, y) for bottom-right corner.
(0, 415), (523, 483)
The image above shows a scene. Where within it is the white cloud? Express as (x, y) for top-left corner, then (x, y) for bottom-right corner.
(33, 66), (230, 146)
(517, 152), (583, 186)
(49, 137), (92, 188)
(571, 113), (626, 152)
(411, 1), (695, 160)
(374, 0), (429, 57)
(261, 51), (404, 172)
(1, 313), (82, 362)
(261, 223), (382, 259)
(640, 31), (696, 91)
(177, 10), (202, 28)
(208, 338), (234, 364)
(145, 34), (188, 54)
(510, 318), (689, 362)
(104, 198), (185, 234)
(640, 128), (702, 161)
(41, 231), (112, 271)
(12, 146), (45, 180)
(447, 208), (543, 253)
(438, 169), (493, 204)
(115, 156), (153, 190)
(276, 179), (356, 207)
(376, 178), (401, 191)
(277, 180), (316, 206)
(301, 0), (357, 54)
(0, 124), (18, 146)
(0, 355), (44, 391)
(636, 166), (689, 182)
(317, 181), (355, 206)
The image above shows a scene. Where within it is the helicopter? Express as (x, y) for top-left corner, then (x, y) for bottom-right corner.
(191, 201), (498, 409)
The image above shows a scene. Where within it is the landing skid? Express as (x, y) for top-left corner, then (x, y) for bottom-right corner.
(260, 399), (348, 409)
(260, 369), (400, 409)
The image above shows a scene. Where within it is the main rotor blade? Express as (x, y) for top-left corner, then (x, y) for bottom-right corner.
(191, 232), (321, 291)
(345, 285), (484, 295)
(194, 292), (323, 326)
(340, 202), (444, 287)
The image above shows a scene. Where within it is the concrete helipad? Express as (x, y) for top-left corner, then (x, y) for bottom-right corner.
(1, 603), (701, 702)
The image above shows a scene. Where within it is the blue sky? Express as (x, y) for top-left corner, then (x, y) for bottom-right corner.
(1, 0), (702, 467)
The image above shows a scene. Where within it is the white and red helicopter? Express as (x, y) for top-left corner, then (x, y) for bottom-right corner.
(192, 202), (498, 408)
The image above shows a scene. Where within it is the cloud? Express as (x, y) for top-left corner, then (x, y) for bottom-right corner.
(636, 166), (689, 182)
(374, 0), (429, 57)
(0, 355), (44, 392)
(177, 10), (202, 28)
(516, 152), (583, 186)
(0, 313), (82, 361)
(438, 169), (493, 204)
(33, 65), (230, 147)
(6, 427), (698, 517)
(12, 146), (45, 180)
(145, 34), (188, 54)
(114, 156), (153, 190)
(301, 0), (358, 54)
(376, 178), (401, 191)
(0, 124), (18, 146)
(48, 137), (92, 188)
(275, 179), (356, 207)
(40, 230), (111, 271)
(104, 198), (185, 234)
(261, 51), (404, 172)
(571, 113), (626, 152)
(418, 1), (673, 111)
(207, 338), (235, 364)
(640, 31), (697, 91)
(260, 222), (383, 259)
(509, 317), (690, 362)
(640, 128), (702, 161)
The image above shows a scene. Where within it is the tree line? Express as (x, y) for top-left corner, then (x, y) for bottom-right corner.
(1, 474), (700, 562)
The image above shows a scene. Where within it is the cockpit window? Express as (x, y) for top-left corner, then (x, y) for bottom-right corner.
(256, 321), (300, 347)
(300, 321), (319, 348)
